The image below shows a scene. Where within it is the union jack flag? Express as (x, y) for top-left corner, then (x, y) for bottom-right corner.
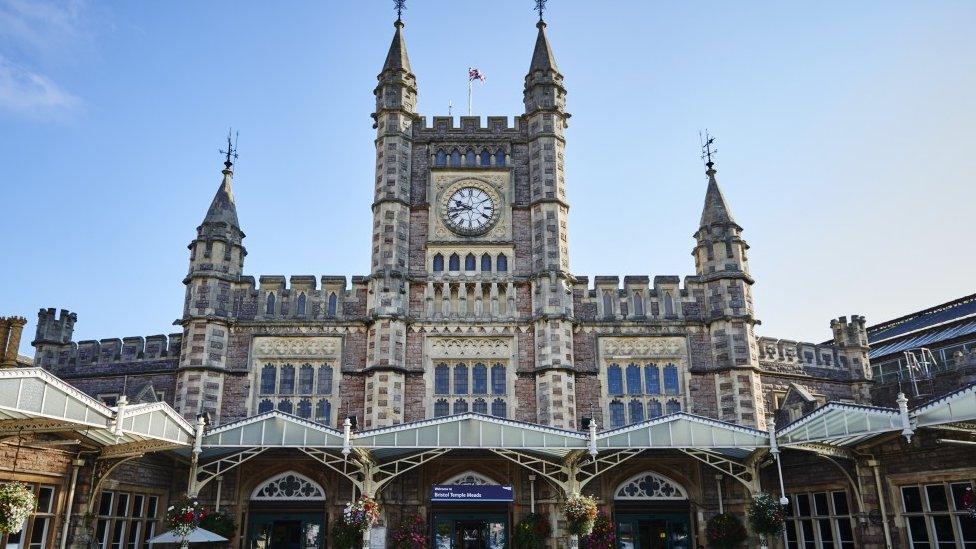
(468, 67), (486, 82)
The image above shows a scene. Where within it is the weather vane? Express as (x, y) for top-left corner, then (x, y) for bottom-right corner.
(535, 0), (547, 22)
(220, 128), (239, 169)
(394, 0), (406, 23)
(699, 130), (717, 170)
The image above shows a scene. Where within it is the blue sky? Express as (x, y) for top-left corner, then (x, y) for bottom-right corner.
(2, 1), (974, 356)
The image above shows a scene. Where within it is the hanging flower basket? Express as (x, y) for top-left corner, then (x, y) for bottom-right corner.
(0, 482), (36, 535)
(342, 496), (380, 534)
(747, 493), (786, 538)
(580, 513), (615, 549)
(564, 494), (598, 536)
(705, 513), (748, 549)
(165, 496), (208, 538)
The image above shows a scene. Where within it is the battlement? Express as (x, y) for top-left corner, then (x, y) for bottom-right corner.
(573, 274), (699, 321)
(33, 307), (76, 345)
(757, 336), (843, 368)
(414, 115), (524, 136)
(830, 315), (869, 348)
(234, 275), (360, 293)
(227, 275), (369, 321)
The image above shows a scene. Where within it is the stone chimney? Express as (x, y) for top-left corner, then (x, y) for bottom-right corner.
(1, 316), (27, 368)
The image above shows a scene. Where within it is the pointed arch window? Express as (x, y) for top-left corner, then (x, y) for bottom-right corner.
(491, 398), (506, 418)
(633, 292), (644, 316)
(666, 399), (681, 414)
(607, 364), (623, 395)
(609, 400), (625, 428)
(260, 364), (276, 395)
(480, 149), (491, 166)
(317, 365), (333, 394)
(663, 364), (680, 395)
(481, 253), (492, 272)
(435, 363), (449, 395)
(297, 398), (312, 419)
(434, 399), (449, 417)
(297, 293), (307, 316)
(494, 149), (505, 166)
(279, 364), (295, 394)
(629, 399), (644, 423)
(454, 363), (469, 395)
(626, 363), (642, 395)
(465, 253), (476, 271)
(491, 363), (506, 395)
(299, 364), (314, 394)
(453, 399), (468, 414)
(465, 149), (476, 166)
(327, 293), (338, 317)
(496, 254), (508, 272)
(644, 365), (660, 394)
(277, 399), (293, 415)
(472, 398), (488, 414)
(472, 363), (488, 394)
(315, 399), (331, 425)
(433, 253), (444, 272)
(266, 293), (276, 315)
(648, 399), (663, 418)
(258, 398), (274, 414)
(435, 149), (447, 167)
(450, 149), (461, 167)
(664, 292), (675, 317)
(449, 253), (460, 272)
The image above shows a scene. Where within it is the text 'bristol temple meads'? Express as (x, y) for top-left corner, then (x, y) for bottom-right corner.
(15, 7), (976, 549)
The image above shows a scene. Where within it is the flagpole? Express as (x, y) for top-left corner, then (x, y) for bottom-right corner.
(468, 77), (472, 116)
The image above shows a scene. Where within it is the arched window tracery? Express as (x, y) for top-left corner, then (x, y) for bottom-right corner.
(614, 471), (687, 500)
(251, 471), (326, 501)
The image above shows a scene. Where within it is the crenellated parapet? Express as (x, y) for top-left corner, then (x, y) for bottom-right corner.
(414, 115), (524, 137)
(572, 275), (706, 322)
(32, 309), (181, 374)
(228, 275), (367, 321)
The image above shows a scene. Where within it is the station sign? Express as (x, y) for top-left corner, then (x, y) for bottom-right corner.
(431, 485), (514, 502)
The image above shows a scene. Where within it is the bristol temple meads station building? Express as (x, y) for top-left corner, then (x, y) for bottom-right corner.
(3, 9), (976, 549)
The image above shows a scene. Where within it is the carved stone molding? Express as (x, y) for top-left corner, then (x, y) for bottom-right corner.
(427, 337), (513, 359)
(599, 336), (687, 359)
(251, 336), (342, 359)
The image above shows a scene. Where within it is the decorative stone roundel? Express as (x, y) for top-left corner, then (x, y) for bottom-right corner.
(614, 471), (687, 500)
(442, 471), (497, 486)
(251, 471), (326, 501)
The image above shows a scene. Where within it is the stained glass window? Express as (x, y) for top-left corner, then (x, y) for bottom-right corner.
(626, 364), (642, 395)
(317, 365), (333, 394)
(277, 399), (293, 414)
(465, 253), (476, 271)
(260, 365), (276, 395)
(434, 399), (449, 417)
(644, 365), (660, 394)
(435, 364), (449, 395)
(454, 364), (469, 395)
(297, 398), (312, 419)
(433, 253), (444, 272)
(629, 399), (644, 423)
(298, 364), (314, 394)
(496, 254), (508, 272)
(663, 364), (679, 395)
(666, 399), (681, 414)
(258, 399), (273, 413)
(472, 398), (488, 414)
(473, 363), (488, 394)
(449, 253), (460, 271)
(609, 400), (625, 428)
(481, 253), (492, 272)
(491, 398), (506, 418)
(648, 399), (662, 418)
(279, 364), (295, 394)
(454, 399), (468, 414)
(491, 364), (506, 395)
(607, 364), (623, 395)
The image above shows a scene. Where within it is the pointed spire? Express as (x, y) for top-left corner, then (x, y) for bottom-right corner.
(529, 20), (558, 74)
(699, 167), (737, 229)
(382, 19), (412, 74)
(202, 165), (240, 230)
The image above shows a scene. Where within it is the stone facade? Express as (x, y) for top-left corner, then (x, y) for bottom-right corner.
(17, 13), (976, 549)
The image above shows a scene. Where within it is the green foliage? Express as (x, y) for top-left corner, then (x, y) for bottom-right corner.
(199, 511), (237, 540)
(513, 513), (550, 549)
(747, 493), (786, 536)
(705, 513), (748, 549)
(331, 520), (359, 549)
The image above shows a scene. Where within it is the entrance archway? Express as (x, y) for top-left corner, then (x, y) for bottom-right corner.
(247, 471), (327, 549)
(614, 471), (691, 549)
(431, 470), (511, 549)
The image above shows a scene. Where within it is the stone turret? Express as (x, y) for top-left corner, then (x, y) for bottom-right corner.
(175, 153), (245, 423)
(31, 308), (77, 370)
(692, 156), (765, 428)
(831, 315), (872, 382)
(523, 17), (577, 429)
(363, 16), (418, 428)
(1, 316), (28, 368)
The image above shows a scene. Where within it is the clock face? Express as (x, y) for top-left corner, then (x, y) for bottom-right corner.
(444, 186), (496, 235)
